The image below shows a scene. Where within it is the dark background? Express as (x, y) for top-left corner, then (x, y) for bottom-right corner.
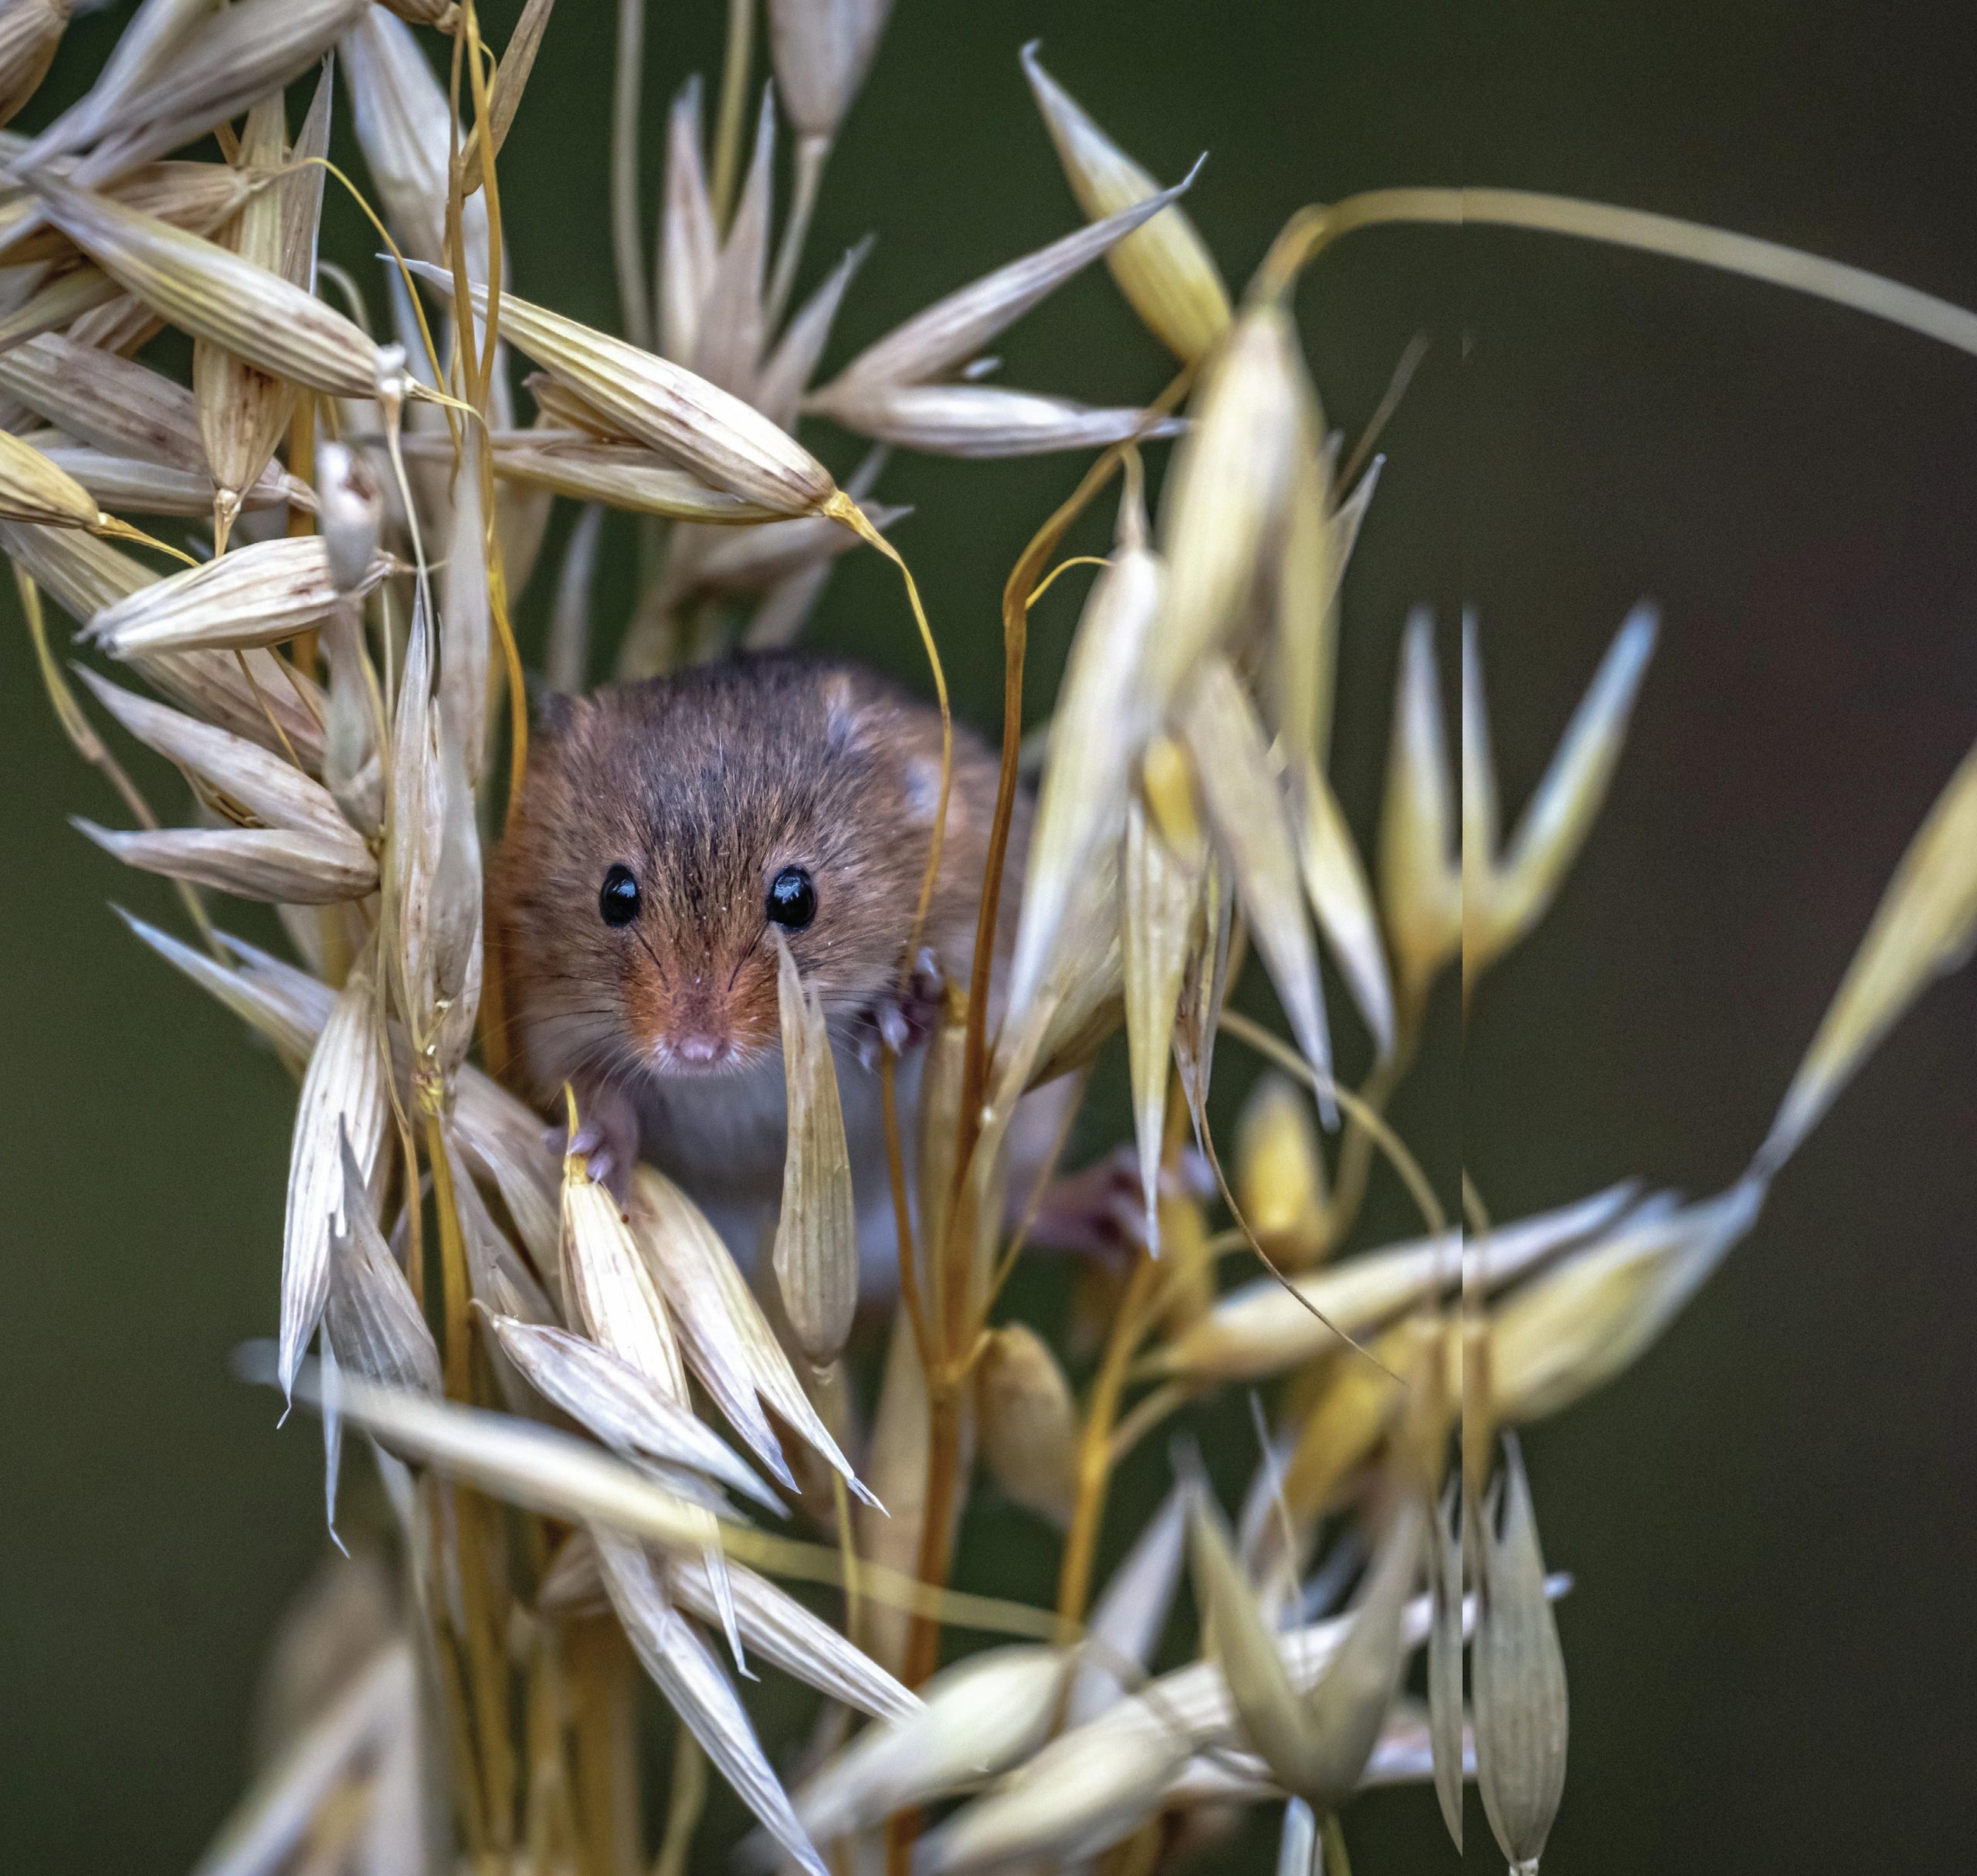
(5, 1), (1976, 1870)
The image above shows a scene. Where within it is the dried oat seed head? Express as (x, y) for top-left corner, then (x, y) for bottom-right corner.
(1178, 655), (1332, 1091)
(1020, 44), (1231, 361)
(83, 534), (390, 658)
(0, 0), (70, 128)
(795, 1644), (1066, 1843)
(31, 172), (395, 399)
(1762, 727), (1977, 1171)
(280, 954), (389, 1400)
(1473, 1438), (1568, 1871)
(771, 933), (860, 1368)
(815, 168), (1199, 395)
(975, 1323), (1078, 1528)
(1378, 610), (1460, 1019)
(324, 1131), (443, 1399)
(411, 263), (837, 514)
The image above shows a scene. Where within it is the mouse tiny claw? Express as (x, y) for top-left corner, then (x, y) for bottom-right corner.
(551, 1080), (641, 1202)
(853, 947), (945, 1069)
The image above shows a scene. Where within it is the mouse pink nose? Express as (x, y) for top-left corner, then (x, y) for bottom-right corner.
(675, 1033), (728, 1066)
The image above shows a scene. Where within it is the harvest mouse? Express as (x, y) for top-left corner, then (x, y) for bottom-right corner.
(490, 652), (1041, 1282)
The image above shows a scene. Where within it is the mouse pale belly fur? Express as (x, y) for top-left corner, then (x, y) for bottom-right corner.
(631, 1036), (926, 1292)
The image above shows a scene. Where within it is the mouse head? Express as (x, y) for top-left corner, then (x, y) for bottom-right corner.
(496, 656), (986, 1090)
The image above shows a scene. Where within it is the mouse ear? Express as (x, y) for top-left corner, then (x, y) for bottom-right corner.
(527, 677), (577, 741)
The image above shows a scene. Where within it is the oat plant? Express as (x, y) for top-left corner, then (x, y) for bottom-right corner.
(8, 2), (1977, 1873)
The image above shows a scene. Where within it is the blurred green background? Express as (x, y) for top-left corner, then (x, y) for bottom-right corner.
(5, 0), (1976, 1869)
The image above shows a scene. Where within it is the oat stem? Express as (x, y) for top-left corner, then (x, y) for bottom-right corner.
(1056, 1248), (1159, 1633)
(651, 1722), (707, 1876)
(766, 134), (828, 328)
(610, 0), (651, 347)
(1265, 186), (1977, 364)
(709, 0), (756, 230)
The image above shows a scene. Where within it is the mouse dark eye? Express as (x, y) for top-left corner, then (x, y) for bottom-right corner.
(599, 863), (641, 928)
(767, 865), (816, 931)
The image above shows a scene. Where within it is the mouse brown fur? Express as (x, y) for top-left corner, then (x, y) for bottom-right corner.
(490, 652), (1019, 1256)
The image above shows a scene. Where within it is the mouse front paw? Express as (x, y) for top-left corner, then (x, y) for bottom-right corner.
(1023, 1142), (1214, 1257)
(851, 948), (946, 1070)
(546, 1078), (642, 1202)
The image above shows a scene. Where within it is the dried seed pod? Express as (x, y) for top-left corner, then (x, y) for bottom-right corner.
(768, 0), (890, 147)
(20, 0), (209, 162)
(324, 1132), (442, 1398)
(1377, 611), (1460, 1019)
(560, 1136), (690, 1402)
(83, 534), (390, 657)
(261, 1356), (714, 1555)
(342, 5), (492, 280)
(74, 817), (378, 903)
(439, 431), (492, 785)
(545, 1532), (919, 1722)
(65, 0), (361, 184)
(1762, 724), (1977, 1169)
(1473, 1440), (1567, 1871)
(770, 934), (858, 1368)
(1020, 44), (1231, 362)
(193, 91), (296, 549)
(408, 263), (838, 516)
(0, 331), (209, 470)
(1145, 297), (1307, 707)
(0, 0), (71, 128)
(795, 1644), (1067, 1842)
(1187, 1492), (1314, 1796)
(917, 1707), (1189, 1874)
(1294, 758), (1395, 1060)
(490, 433), (782, 522)
(693, 89), (774, 398)
(280, 955), (389, 1399)
(1008, 479), (1164, 1023)
(0, 426), (107, 530)
(1178, 655), (1331, 1090)
(819, 172), (1196, 393)
(1234, 1072), (1330, 1267)
(1466, 606), (1659, 991)
(33, 442), (308, 519)
(0, 157), (259, 270)
(1151, 1183), (1641, 1386)
(1292, 1496), (1423, 1809)
(810, 381), (1184, 458)
(1487, 1178), (1765, 1425)
(675, 1550), (917, 1722)
(657, 76), (717, 365)
(75, 669), (356, 850)
(631, 1165), (870, 1502)
(480, 1311), (777, 1511)
(32, 171), (395, 399)
(755, 237), (870, 430)
(1121, 794), (1199, 1246)
(0, 264), (125, 353)
(594, 1532), (828, 1876)
(975, 1323), (1078, 1527)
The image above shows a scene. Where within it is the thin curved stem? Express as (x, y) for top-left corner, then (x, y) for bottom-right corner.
(1265, 186), (1977, 363)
